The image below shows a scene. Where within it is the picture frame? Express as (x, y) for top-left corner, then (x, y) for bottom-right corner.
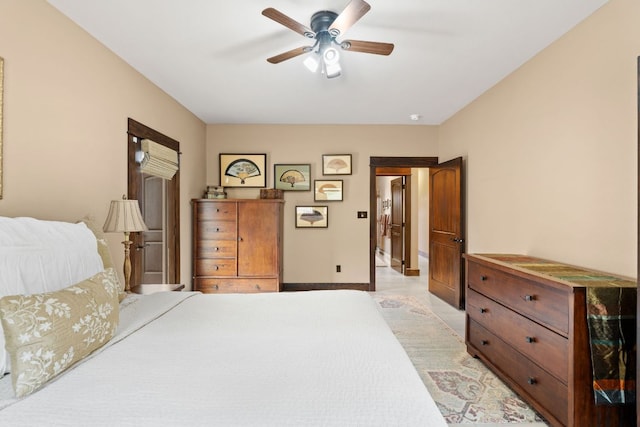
(314, 180), (343, 201)
(274, 164), (311, 191)
(219, 153), (266, 188)
(295, 206), (328, 228)
(322, 154), (352, 175)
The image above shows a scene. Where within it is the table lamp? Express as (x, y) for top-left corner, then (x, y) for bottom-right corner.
(103, 195), (148, 292)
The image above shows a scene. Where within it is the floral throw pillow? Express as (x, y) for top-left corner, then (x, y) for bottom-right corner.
(0, 268), (120, 397)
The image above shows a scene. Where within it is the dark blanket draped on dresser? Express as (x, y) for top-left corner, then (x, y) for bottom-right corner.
(587, 286), (637, 406)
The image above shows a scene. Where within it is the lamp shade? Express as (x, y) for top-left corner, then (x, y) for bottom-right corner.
(103, 198), (148, 233)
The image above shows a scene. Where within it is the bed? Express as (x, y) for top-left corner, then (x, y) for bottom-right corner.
(0, 216), (447, 426)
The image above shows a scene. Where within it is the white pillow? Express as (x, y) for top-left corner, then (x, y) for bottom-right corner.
(0, 217), (105, 375)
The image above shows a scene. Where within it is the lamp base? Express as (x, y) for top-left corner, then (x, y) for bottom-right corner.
(122, 232), (133, 293)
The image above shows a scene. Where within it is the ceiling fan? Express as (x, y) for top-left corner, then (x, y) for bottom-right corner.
(262, 0), (394, 79)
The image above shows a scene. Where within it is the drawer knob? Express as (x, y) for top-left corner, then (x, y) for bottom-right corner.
(214, 284), (219, 290)
(215, 227), (220, 232)
(214, 265), (219, 271)
(238, 237), (244, 242)
(525, 336), (535, 343)
(481, 340), (488, 346)
(480, 308), (487, 313)
(524, 295), (535, 302)
(527, 377), (537, 385)
(255, 284), (261, 290)
(216, 208), (220, 212)
(214, 247), (219, 252)
(480, 275), (488, 281)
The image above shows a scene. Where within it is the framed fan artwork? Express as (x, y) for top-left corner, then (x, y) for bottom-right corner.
(314, 180), (343, 201)
(322, 154), (352, 175)
(295, 206), (328, 228)
(274, 164), (311, 191)
(219, 153), (266, 188)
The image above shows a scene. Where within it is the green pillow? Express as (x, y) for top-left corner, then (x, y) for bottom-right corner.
(0, 268), (120, 397)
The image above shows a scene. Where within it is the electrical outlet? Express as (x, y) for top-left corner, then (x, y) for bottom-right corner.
(336, 265), (341, 273)
(357, 211), (367, 219)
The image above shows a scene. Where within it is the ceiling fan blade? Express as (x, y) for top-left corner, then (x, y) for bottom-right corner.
(340, 40), (394, 55)
(328, 0), (371, 37)
(262, 8), (315, 38)
(267, 46), (312, 64)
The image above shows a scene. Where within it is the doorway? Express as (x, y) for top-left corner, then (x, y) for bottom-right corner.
(376, 172), (414, 276)
(369, 157), (438, 291)
(127, 118), (180, 287)
(369, 156), (464, 309)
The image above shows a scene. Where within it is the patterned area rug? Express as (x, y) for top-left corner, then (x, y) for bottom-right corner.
(373, 294), (547, 425)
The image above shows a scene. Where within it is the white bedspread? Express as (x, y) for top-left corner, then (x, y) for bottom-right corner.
(0, 290), (446, 426)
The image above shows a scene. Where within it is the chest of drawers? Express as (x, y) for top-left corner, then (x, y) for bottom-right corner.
(192, 199), (284, 293)
(465, 254), (635, 427)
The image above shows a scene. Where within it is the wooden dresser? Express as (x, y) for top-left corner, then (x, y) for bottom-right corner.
(192, 199), (284, 293)
(465, 254), (636, 427)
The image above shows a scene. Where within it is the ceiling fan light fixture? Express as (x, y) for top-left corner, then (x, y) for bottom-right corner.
(323, 60), (342, 79)
(264, 0), (392, 79)
(303, 53), (320, 73)
(321, 46), (341, 78)
(323, 47), (340, 65)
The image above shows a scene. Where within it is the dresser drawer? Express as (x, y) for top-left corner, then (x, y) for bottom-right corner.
(467, 289), (568, 383)
(195, 278), (279, 293)
(468, 319), (568, 426)
(196, 239), (236, 258)
(195, 201), (237, 221)
(195, 259), (237, 276)
(197, 221), (237, 241)
(467, 262), (570, 335)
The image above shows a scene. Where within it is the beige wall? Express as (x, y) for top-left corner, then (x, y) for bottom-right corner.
(439, 0), (638, 277)
(206, 125), (439, 283)
(0, 1), (207, 287)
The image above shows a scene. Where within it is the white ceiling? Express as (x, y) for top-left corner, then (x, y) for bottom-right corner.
(47, 0), (607, 125)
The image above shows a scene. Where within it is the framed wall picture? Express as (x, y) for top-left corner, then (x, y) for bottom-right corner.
(322, 154), (351, 175)
(274, 164), (311, 191)
(219, 153), (266, 188)
(295, 206), (328, 228)
(314, 180), (343, 201)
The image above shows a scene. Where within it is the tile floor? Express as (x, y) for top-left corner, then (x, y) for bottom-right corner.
(373, 253), (549, 427)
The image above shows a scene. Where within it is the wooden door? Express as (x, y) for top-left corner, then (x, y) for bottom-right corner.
(429, 157), (464, 309)
(127, 118), (180, 287)
(237, 201), (280, 277)
(390, 177), (404, 274)
(140, 175), (164, 284)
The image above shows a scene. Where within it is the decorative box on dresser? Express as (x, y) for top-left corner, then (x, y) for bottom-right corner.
(464, 254), (636, 427)
(192, 199), (284, 293)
